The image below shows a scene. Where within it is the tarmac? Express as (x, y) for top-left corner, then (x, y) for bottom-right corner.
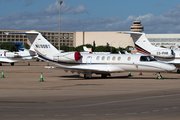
(0, 60), (180, 120)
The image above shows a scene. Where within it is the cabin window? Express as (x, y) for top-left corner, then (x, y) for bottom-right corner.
(140, 56), (157, 61)
(107, 56), (110, 60)
(96, 56), (100, 60)
(127, 57), (131, 61)
(118, 57), (121, 61)
(102, 56), (105, 60)
(112, 56), (115, 60)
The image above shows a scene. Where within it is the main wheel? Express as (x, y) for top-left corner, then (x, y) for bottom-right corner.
(101, 74), (107, 78)
(10, 63), (14, 66)
(84, 74), (89, 79)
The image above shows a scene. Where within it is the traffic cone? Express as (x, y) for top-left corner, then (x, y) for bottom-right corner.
(1, 70), (5, 78)
(155, 73), (163, 79)
(139, 72), (143, 75)
(128, 72), (131, 76)
(39, 72), (44, 82)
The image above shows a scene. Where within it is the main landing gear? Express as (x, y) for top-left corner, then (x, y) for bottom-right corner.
(156, 72), (163, 79)
(10, 62), (14, 66)
(101, 74), (111, 78)
(83, 73), (111, 79)
(84, 73), (92, 79)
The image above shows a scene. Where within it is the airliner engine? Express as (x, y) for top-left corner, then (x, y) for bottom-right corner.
(151, 49), (174, 58)
(53, 51), (81, 62)
(4, 52), (20, 57)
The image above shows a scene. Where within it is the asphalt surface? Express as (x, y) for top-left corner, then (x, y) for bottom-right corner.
(0, 60), (180, 120)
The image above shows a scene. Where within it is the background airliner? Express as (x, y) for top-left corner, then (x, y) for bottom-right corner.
(5, 31), (176, 79)
(124, 32), (180, 73)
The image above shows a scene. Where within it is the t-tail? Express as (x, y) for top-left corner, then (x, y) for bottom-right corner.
(124, 32), (174, 58)
(9, 42), (26, 51)
(5, 31), (81, 63)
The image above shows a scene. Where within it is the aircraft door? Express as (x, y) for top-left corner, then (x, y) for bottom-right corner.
(86, 56), (92, 64)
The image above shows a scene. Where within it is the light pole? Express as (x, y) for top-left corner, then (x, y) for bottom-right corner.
(58, 1), (63, 50)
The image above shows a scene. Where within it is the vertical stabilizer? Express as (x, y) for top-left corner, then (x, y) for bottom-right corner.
(9, 42), (26, 51)
(127, 32), (160, 54)
(29, 32), (59, 60)
(5, 31), (59, 60)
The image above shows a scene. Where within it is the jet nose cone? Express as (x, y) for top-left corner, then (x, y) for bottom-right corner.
(162, 63), (176, 72)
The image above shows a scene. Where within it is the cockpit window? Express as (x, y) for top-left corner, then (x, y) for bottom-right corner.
(140, 56), (157, 62)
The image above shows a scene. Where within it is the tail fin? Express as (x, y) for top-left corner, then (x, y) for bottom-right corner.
(5, 31), (59, 60)
(11, 42), (26, 51)
(124, 32), (159, 55)
(83, 46), (90, 52)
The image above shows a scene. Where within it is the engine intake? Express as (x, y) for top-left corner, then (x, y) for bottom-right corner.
(53, 51), (81, 62)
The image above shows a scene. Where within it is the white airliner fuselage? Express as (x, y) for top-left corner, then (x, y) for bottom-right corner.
(5, 31), (176, 78)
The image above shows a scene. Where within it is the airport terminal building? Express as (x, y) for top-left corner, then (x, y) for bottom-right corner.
(1, 21), (180, 49)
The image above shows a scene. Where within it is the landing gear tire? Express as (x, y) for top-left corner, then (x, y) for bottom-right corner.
(0, 63), (2, 66)
(101, 74), (111, 78)
(84, 74), (88, 79)
(10, 63), (14, 66)
(84, 74), (90, 79)
(84, 73), (92, 79)
(101, 74), (107, 78)
(177, 68), (180, 74)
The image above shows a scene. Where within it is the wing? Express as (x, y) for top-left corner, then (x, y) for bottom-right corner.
(46, 65), (125, 74)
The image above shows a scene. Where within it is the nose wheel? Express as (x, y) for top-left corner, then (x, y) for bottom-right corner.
(177, 68), (180, 73)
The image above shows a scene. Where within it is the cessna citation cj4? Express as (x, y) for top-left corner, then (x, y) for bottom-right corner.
(5, 31), (176, 79)
(124, 32), (180, 73)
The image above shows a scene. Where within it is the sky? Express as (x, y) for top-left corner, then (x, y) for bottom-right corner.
(0, 0), (180, 33)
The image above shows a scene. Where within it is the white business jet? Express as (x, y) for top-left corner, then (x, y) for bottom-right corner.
(0, 42), (37, 66)
(124, 32), (180, 73)
(10, 42), (38, 60)
(5, 31), (176, 79)
(0, 49), (22, 66)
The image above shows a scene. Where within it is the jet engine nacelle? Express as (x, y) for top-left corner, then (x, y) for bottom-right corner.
(151, 49), (174, 58)
(4, 52), (20, 57)
(53, 51), (81, 62)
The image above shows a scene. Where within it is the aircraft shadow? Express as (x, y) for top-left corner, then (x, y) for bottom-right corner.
(59, 75), (180, 80)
